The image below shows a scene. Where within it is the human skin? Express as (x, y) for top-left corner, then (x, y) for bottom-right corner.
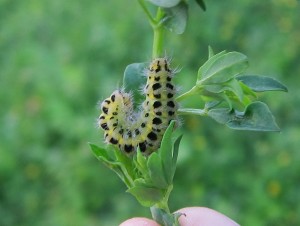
(120, 207), (240, 226)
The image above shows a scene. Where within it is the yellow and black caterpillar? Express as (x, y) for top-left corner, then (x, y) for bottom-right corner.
(98, 58), (178, 154)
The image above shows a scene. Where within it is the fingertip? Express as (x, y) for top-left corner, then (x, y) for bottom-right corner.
(176, 207), (240, 226)
(119, 217), (160, 226)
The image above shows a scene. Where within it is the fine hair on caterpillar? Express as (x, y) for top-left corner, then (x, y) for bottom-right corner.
(98, 57), (178, 155)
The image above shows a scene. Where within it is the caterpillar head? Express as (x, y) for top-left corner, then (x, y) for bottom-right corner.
(149, 58), (171, 74)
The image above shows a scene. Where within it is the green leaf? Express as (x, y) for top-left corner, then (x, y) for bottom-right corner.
(123, 62), (147, 107)
(114, 147), (136, 180)
(157, 121), (182, 184)
(207, 108), (232, 124)
(239, 81), (257, 98)
(160, 121), (175, 184)
(127, 179), (165, 207)
(197, 52), (248, 85)
(147, 153), (169, 189)
(203, 78), (244, 102)
(89, 143), (112, 161)
(203, 78), (251, 110)
(228, 102), (280, 131)
(89, 144), (135, 188)
(163, 1), (188, 34)
(205, 101), (221, 109)
(197, 50), (227, 81)
(91, 155), (128, 186)
(237, 75), (288, 92)
(135, 149), (149, 176)
(194, 0), (206, 11)
(200, 89), (233, 109)
(208, 102), (280, 131)
(90, 145), (118, 168)
(147, 0), (180, 8)
(171, 135), (182, 181)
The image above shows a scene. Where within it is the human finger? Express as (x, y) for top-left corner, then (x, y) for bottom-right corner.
(176, 207), (239, 226)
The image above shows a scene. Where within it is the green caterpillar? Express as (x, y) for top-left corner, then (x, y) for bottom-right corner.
(98, 58), (178, 154)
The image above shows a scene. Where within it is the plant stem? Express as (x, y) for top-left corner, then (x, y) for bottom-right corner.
(137, 0), (165, 58)
(157, 184), (173, 213)
(152, 7), (165, 58)
(150, 185), (175, 225)
(138, 0), (156, 26)
(177, 108), (207, 116)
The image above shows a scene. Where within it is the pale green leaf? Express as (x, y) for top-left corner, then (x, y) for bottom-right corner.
(89, 143), (111, 161)
(198, 52), (248, 85)
(171, 135), (182, 181)
(147, 153), (169, 189)
(123, 62), (147, 107)
(237, 75), (288, 92)
(160, 121), (175, 184)
(163, 2), (188, 34)
(127, 179), (165, 207)
(203, 78), (244, 102)
(147, 0), (180, 8)
(208, 102), (280, 131)
(197, 50), (226, 81)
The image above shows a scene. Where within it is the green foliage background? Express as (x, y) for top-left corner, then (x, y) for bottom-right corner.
(0, 0), (299, 225)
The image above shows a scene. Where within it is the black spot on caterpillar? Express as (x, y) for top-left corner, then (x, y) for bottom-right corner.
(147, 131), (158, 141)
(153, 117), (162, 125)
(154, 76), (160, 82)
(166, 83), (174, 90)
(102, 107), (108, 114)
(110, 137), (118, 145)
(152, 83), (161, 91)
(111, 94), (115, 102)
(98, 58), (178, 154)
(153, 101), (162, 108)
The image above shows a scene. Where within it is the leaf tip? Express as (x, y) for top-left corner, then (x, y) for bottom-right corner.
(195, 0), (206, 11)
(208, 45), (214, 58)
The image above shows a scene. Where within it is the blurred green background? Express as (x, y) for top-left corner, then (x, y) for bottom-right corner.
(0, 0), (299, 225)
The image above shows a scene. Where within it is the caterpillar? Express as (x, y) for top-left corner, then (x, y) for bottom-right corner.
(98, 58), (178, 154)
